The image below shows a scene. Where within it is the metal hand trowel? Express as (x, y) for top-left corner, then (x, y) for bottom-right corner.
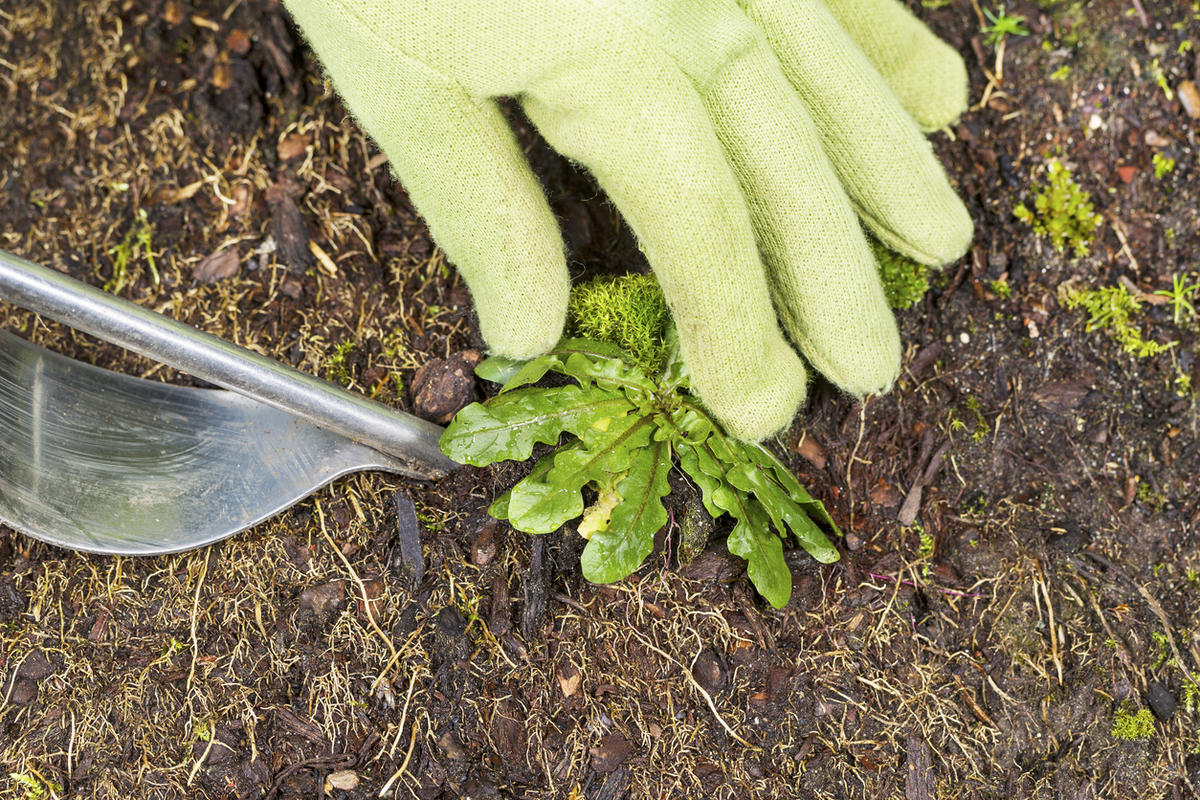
(0, 249), (457, 556)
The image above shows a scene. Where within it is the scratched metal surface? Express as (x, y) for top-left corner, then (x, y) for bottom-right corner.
(0, 330), (407, 555)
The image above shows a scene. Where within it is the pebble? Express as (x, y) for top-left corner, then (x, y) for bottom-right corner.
(1147, 682), (1176, 721)
(413, 352), (477, 424)
(299, 581), (345, 618)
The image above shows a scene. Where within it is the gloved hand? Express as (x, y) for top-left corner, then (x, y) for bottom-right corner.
(284, 0), (972, 440)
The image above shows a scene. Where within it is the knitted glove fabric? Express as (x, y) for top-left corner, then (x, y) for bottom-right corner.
(284, 0), (973, 441)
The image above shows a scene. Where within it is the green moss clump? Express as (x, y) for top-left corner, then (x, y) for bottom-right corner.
(567, 273), (671, 374)
(1014, 159), (1100, 257)
(1063, 285), (1173, 358)
(871, 239), (931, 310)
(1111, 707), (1155, 741)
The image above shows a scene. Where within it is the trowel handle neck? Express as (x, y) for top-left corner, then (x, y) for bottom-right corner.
(0, 249), (456, 479)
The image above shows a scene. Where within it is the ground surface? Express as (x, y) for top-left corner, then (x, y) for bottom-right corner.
(2, 1), (1200, 798)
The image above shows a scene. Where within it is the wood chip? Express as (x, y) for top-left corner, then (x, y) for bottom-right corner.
(265, 183), (313, 274)
(590, 732), (633, 774)
(905, 736), (935, 800)
(1178, 80), (1200, 119)
(1032, 380), (1091, 413)
(276, 132), (310, 162)
(392, 493), (423, 589)
(792, 433), (828, 470)
(150, 180), (203, 205)
(557, 663), (581, 697)
(192, 249), (240, 284)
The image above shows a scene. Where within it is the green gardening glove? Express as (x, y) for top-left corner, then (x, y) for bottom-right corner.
(284, 0), (973, 440)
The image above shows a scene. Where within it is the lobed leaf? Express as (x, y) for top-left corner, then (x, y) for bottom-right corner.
(506, 413), (655, 535)
(581, 438), (672, 584)
(676, 441), (724, 519)
(474, 355), (525, 386)
(489, 446), (561, 521)
(440, 385), (633, 466)
(726, 462), (839, 564)
(726, 496), (792, 609)
(738, 442), (839, 533)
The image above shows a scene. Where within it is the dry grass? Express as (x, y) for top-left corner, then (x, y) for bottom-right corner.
(3, 1), (1200, 798)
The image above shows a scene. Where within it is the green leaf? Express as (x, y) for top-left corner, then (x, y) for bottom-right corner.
(440, 385), (634, 466)
(489, 446), (561, 521)
(726, 497), (792, 608)
(506, 414), (655, 535)
(560, 350), (656, 396)
(738, 442), (839, 533)
(475, 355), (524, 385)
(676, 441), (724, 519)
(495, 356), (557, 393)
(726, 462), (839, 565)
(581, 438), (671, 584)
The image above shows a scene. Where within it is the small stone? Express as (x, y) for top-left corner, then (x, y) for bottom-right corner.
(1147, 682), (1176, 721)
(229, 184), (252, 218)
(844, 532), (863, 551)
(224, 28), (252, 56)
(691, 648), (726, 694)
(276, 133), (311, 162)
(412, 353), (476, 424)
(355, 577), (387, 621)
(1143, 129), (1171, 148)
(471, 519), (499, 566)
(324, 770), (359, 791)
(299, 581), (345, 618)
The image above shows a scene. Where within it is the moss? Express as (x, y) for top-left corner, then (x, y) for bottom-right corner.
(105, 207), (158, 292)
(1014, 159), (1100, 257)
(1111, 707), (1155, 741)
(567, 273), (671, 374)
(1153, 153), (1175, 180)
(871, 239), (931, 310)
(1062, 285), (1173, 358)
(326, 340), (356, 386)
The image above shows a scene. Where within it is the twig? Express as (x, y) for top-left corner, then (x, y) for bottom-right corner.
(626, 624), (757, 751)
(186, 553), (209, 698)
(865, 572), (984, 599)
(1129, 0), (1149, 28)
(315, 500), (400, 685)
(1083, 551), (1200, 692)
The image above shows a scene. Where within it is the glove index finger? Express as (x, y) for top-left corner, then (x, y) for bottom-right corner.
(521, 53), (809, 441)
(286, 0), (569, 359)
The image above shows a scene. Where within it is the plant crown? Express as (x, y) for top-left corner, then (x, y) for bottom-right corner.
(440, 299), (840, 607)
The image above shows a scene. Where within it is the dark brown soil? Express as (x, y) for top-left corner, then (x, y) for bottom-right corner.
(2, 1), (1200, 798)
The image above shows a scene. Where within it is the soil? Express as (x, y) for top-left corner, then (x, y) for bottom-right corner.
(2, 1), (1200, 798)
